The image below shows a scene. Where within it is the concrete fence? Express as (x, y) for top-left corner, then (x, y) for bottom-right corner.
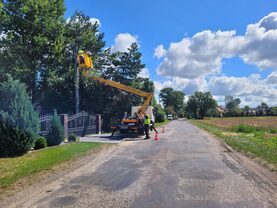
(39, 112), (101, 138)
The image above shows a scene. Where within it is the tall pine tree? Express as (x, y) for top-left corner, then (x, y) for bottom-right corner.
(41, 11), (105, 114)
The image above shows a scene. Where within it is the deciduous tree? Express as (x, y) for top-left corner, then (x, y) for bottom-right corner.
(159, 87), (185, 114)
(187, 91), (216, 119)
(0, 0), (65, 102)
(224, 96), (241, 116)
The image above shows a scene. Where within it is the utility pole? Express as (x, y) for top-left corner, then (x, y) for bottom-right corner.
(74, 45), (80, 113)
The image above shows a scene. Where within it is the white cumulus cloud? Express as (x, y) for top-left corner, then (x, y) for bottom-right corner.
(156, 30), (238, 79)
(154, 77), (207, 102)
(154, 44), (166, 58)
(111, 33), (138, 52)
(154, 72), (277, 107)
(89, 18), (101, 27)
(138, 68), (150, 78)
(208, 74), (277, 106)
(266, 71), (277, 84)
(155, 12), (277, 79)
(153, 12), (277, 107)
(239, 12), (277, 69)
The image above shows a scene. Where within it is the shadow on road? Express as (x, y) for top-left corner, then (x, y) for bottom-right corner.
(80, 133), (145, 143)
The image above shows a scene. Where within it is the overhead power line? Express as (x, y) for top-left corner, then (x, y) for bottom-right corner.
(1, 5), (56, 36)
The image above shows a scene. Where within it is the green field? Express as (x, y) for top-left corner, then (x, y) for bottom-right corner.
(191, 117), (277, 170)
(0, 142), (104, 190)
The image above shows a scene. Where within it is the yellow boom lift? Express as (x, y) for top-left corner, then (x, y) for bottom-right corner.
(77, 51), (153, 135)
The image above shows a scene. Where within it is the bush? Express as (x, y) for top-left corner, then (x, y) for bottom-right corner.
(68, 134), (78, 142)
(232, 124), (257, 133)
(155, 106), (166, 123)
(46, 111), (64, 146)
(34, 137), (47, 150)
(0, 75), (39, 137)
(0, 122), (35, 157)
(269, 129), (277, 134)
(0, 76), (39, 156)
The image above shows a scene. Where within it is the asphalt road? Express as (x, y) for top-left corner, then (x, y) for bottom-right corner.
(3, 119), (277, 208)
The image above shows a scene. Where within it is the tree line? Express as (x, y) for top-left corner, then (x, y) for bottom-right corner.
(159, 88), (216, 119)
(158, 88), (277, 119)
(223, 97), (276, 117)
(2, 1), (274, 158)
(0, 0), (161, 156)
(0, 0), (157, 131)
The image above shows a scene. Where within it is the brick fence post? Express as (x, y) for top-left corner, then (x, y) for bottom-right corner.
(96, 114), (101, 134)
(60, 114), (68, 139)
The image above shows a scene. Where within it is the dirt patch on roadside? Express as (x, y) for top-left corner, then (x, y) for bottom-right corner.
(200, 117), (277, 129)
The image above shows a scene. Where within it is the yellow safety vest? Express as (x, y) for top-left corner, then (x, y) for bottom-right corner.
(144, 114), (151, 125)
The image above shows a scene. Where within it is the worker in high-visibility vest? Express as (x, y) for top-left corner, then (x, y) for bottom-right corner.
(144, 114), (151, 139)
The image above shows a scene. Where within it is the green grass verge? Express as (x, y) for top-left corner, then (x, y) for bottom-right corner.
(191, 120), (277, 168)
(155, 119), (171, 128)
(0, 142), (103, 189)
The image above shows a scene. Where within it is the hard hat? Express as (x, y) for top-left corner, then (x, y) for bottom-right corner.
(78, 50), (84, 55)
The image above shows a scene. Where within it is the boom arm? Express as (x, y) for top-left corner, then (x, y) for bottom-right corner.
(84, 72), (153, 117)
(92, 76), (150, 98)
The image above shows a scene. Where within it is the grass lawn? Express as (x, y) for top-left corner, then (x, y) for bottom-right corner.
(155, 119), (171, 128)
(0, 142), (104, 189)
(191, 118), (277, 169)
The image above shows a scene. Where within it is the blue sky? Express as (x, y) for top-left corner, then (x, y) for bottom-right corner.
(65, 0), (277, 106)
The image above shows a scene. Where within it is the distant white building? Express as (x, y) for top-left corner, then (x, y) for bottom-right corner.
(244, 107), (267, 116)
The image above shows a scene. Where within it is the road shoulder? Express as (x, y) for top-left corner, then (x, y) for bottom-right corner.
(191, 121), (277, 206)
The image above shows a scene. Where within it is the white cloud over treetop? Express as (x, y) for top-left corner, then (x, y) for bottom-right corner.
(155, 12), (277, 79)
(154, 73), (277, 107)
(208, 75), (277, 99)
(138, 68), (150, 78)
(154, 77), (207, 103)
(66, 17), (101, 27)
(111, 33), (138, 52)
(208, 74), (277, 107)
(89, 18), (101, 27)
